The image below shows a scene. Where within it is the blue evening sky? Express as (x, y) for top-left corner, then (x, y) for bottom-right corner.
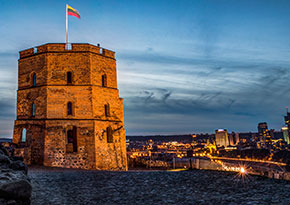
(1, 0), (290, 137)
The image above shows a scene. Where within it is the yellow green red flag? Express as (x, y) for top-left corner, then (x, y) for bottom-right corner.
(67, 5), (80, 19)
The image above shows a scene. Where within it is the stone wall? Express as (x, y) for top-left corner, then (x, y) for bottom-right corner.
(90, 52), (117, 88)
(16, 87), (47, 119)
(46, 86), (93, 119)
(94, 121), (127, 170)
(92, 87), (124, 121)
(43, 120), (95, 169)
(13, 120), (45, 165)
(46, 52), (91, 85)
(172, 158), (223, 170)
(18, 53), (47, 89)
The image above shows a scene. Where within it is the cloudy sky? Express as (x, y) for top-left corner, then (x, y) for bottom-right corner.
(1, 0), (290, 137)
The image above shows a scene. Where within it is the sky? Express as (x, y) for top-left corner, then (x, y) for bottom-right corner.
(1, 0), (290, 137)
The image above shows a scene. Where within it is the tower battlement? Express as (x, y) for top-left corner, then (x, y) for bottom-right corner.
(19, 43), (115, 59)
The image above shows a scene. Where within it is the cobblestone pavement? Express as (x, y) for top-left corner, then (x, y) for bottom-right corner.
(29, 166), (290, 205)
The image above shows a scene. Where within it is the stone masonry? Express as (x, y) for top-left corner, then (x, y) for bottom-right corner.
(13, 43), (127, 171)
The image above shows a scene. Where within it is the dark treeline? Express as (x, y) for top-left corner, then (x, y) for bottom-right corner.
(127, 135), (194, 143)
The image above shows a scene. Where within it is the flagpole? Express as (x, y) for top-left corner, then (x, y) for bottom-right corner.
(66, 4), (68, 48)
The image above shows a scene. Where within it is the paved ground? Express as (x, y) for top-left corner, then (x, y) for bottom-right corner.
(29, 166), (290, 205)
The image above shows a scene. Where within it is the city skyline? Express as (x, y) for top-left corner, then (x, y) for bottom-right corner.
(2, 0), (290, 137)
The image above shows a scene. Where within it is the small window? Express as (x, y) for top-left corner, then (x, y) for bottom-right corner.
(67, 72), (72, 84)
(107, 127), (113, 143)
(67, 129), (74, 143)
(21, 128), (27, 142)
(67, 102), (73, 115)
(32, 104), (35, 117)
(105, 104), (110, 117)
(32, 73), (36, 87)
(67, 126), (77, 152)
(102, 74), (107, 87)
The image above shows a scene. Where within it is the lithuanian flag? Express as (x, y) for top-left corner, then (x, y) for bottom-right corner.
(67, 5), (80, 19)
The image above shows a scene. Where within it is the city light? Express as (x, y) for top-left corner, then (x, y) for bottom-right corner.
(240, 167), (245, 174)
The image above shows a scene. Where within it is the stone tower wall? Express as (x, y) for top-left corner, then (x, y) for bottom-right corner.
(90, 53), (117, 88)
(94, 121), (127, 170)
(16, 88), (47, 119)
(13, 120), (45, 165)
(46, 86), (93, 119)
(18, 54), (47, 89)
(92, 87), (124, 121)
(43, 120), (96, 169)
(46, 53), (91, 85)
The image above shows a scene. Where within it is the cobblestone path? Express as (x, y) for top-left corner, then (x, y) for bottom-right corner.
(29, 167), (290, 205)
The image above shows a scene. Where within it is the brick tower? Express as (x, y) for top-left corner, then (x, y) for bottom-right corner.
(13, 43), (127, 170)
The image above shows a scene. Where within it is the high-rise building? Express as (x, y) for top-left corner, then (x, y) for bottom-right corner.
(228, 133), (234, 146)
(257, 122), (272, 148)
(282, 126), (290, 144)
(234, 133), (240, 145)
(258, 122), (268, 138)
(12, 43), (127, 170)
(284, 111), (290, 144)
(215, 129), (229, 148)
(285, 111), (290, 126)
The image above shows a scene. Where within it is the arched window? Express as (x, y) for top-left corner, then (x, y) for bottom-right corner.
(32, 103), (35, 117)
(102, 74), (107, 87)
(67, 102), (73, 115)
(105, 104), (110, 117)
(21, 128), (27, 142)
(107, 127), (113, 143)
(32, 73), (36, 87)
(67, 72), (72, 84)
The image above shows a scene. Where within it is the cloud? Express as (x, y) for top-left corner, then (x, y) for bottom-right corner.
(0, 97), (16, 120)
(0, 97), (15, 137)
(0, 120), (14, 139)
(118, 49), (290, 134)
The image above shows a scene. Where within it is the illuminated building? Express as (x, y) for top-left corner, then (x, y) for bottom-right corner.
(282, 126), (290, 144)
(12, 43), (127, 170)
(257, 122), (272, 148)
(284, 111), (290, 144)
(215, 129), (229, 148)
(228, 132), (239, 146)
(234, 133), (240, 145)
(228, 133), (234, 146)
(206, 139), (217, 154)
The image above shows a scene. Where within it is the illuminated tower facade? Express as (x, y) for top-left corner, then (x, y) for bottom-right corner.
(215, 129), (229, 148)
(13, 43), (127, 170)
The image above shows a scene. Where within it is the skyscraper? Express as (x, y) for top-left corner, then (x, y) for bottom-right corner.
(257, 122), (272, 149)
(284, 110), (290, 144)
(282, 127), (289, 144)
